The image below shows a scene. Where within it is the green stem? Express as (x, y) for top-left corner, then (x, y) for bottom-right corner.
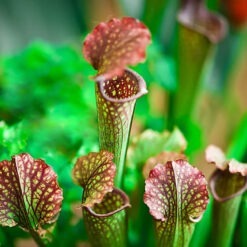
(189, 197), (212, 247)
(210, 165), (247, 246)
(144, 160), (209, 247)
(239, 192), (247, 246)
(156, 215), (195, 247)
(227, 114), (247, 160)
(29, 229), (46, 247)
(95, 69), (147, 187)
(83, 188), (130, 247)
(128, 178), (155, 247)
(169, 0), (227, 128)
(227, 114), (247, 247)
(211, 195), (242, 247)
(209, 114), (247, 246)
(172, 23), (211, 123)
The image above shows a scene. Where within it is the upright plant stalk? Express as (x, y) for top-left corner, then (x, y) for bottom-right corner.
(189, 196), (213, 247)
(228, 114), (247, 247)
(210, 172), (245, 247)
(125, 128), (187, 246)
(170, 0), (227, 126)
(96, 69), (147, 186)
(206, 145), (247, 247)
(239, 191), (247, 246)
(144, 159), (209, 247)
(83, 188), (130, 247)
(227, 113), (247, 159)
(29, 229), (46, 247)
(72, 151), (131, 247)
(82, 17), (151, 187)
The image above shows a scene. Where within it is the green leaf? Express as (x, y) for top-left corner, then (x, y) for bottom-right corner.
(0, 42), (96, 125)
(127, 128), (187, 168)
(72, 151), (116, 207)
(83, 17), (151, 80)
(144, 160), (209, 247)
(0, 122), (27, 158)
(0, 153), (63, 231)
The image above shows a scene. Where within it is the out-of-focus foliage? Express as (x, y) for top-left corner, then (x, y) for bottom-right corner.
(0, 42), (98, 161)
(0, 0), (247, 246)
(0, 42), (100, 245)
(134, 41), (176, 92)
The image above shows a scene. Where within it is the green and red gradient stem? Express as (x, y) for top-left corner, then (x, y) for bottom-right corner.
(207, 116), (247, 247)
(29, 229), (46, 247)
(72, 151), (131, 247)
(144, 160), (209, 247)
(231, 115), (247, 247)
(83, 188), (130, 247)
(82, 17), (150, 187)
(169, 0), (227, 128)
(96, 69), (147, 187)
(210, 172), (246, 247)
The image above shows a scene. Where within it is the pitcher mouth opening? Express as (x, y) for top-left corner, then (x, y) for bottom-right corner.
(83, 188), (131, 217)
(178, 0), (227, 43)
(209, 169), (247, 202)
(96, 68), (148, 103)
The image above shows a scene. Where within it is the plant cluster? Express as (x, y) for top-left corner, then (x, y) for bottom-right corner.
(0, 0), (247, 246)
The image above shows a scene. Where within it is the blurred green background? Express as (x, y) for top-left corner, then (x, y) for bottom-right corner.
(0, 0), (247, 246)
